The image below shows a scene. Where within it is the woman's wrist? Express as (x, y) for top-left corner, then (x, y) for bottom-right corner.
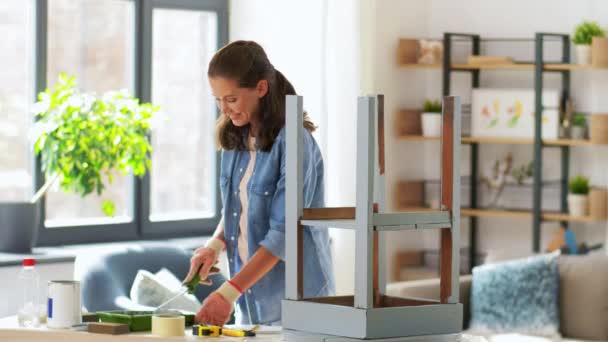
(216, 280), (243, 303)
(204, 237), (226, 256)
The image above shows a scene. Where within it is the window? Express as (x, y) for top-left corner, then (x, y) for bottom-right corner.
(1, 0), (227, 246)
(44, 0), (135, 226)
(149, 8), (218, 222)
(0, 1), (35, 202)
(141, 0), (227, 236)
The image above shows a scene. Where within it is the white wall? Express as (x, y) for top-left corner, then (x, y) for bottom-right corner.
(373, 0), (608, 262)
(230, 0), (362, 295)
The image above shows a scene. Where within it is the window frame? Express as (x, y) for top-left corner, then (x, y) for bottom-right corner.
(138, 0), (227, 238)
(33, 0), (227, 246)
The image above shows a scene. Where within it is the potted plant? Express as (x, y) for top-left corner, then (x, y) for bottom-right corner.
(0, 74), (158, 253)
(572, 21), (605, 65)
(568, 175), (590, 217)
(570, 112), (587, 139)
(421, 99), (442, 137)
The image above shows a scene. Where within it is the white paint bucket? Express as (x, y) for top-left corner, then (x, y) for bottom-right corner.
(47, 280), (82, 329)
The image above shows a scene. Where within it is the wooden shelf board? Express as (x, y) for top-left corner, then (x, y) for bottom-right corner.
(542, 212), (598, 223)
(399, 62), (608, 71)
(398, 135), (597, 146)
(544, 64), (608, 71)
(452, 63), (533, 70)
(397, 207), (602, 223)
(463, 137), (532, 144)
(543, 139), (594, 146)
(399, 63), (441, 69)
(461, 208), (600, 223)
(461, 208), (531, 219)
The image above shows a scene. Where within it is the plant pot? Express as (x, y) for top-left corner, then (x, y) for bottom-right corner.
(570, 126), (587, 140)
(589, 188), (607, 219)
(421, 113), (441, 137)
(0, 202), (41, 253)
(567, 194), (588, 217)
(590, 114), (608, 144)
(575, 45), (591, 65)
(591, 37), (608, 67)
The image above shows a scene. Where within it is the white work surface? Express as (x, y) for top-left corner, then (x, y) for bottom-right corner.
(0, 316), (480, 342)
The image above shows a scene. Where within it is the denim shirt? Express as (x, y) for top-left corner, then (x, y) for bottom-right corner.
(219, 126), (335, 325)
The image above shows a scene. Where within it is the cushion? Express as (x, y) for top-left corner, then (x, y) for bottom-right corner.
(469, 252), (560, 337)
(130, 268), (201, 312)
(558, 255), (608, 340)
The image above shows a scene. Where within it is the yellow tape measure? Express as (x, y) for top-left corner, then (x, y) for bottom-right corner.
(192, 324), (257, 337)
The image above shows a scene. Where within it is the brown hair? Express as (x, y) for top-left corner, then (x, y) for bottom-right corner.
(209, 40), (316, 151)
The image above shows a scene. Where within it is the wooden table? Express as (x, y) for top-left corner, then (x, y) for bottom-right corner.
(0, 316), (473, 341)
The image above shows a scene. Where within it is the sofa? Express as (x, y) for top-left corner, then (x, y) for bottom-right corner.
(387, 254), (608, 342)
(74, 245), (226, 312)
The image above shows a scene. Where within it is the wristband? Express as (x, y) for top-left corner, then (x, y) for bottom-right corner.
(204, 237), (226, 256)
(216, 280), (243, 303)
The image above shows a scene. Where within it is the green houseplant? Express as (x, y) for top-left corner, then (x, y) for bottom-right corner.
(0, 73), (158, 253)
(568, 175), (590, 217)
(421, 99), (442, 137)
(572, 21), (605, 65)
(570, 112), (587, 139)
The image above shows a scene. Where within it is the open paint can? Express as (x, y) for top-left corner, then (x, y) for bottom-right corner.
(47, 280), (82, 329)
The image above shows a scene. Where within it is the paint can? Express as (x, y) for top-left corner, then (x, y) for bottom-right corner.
(47, 280), (82, 329)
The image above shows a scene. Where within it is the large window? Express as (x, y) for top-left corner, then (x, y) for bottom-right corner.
(141, 0), (227, 236)
(149, 8), (218, 222)
(0, 1), (35, 202)
(1, 0), (228, 246)
(45, 0), (135, 226)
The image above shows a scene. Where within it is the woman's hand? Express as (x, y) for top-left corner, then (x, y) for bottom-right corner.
(195, 281), (242, 326)
(183, 246), (220, 286)
(195, 292), (233, 326)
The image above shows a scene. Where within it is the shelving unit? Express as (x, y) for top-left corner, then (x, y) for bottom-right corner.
(398, 32), (607, 271)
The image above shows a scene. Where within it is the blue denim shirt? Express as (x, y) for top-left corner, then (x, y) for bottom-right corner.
(219, 127), (335, 324)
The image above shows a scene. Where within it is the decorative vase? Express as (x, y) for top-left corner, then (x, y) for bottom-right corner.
(0, 202), (41, 253)
(421, 113), (441, 137)
(570, 126), (587, 140)
(575, 45), (591, 65)
(567, 194), (588, 217)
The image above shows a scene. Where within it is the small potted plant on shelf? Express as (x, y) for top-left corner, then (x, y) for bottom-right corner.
(568, 175), (590, 217)
(572, 21), (605, 65)
(0, 73), (158, 253)
(421, 99), (442, 137)
(570, 112), (587, 139)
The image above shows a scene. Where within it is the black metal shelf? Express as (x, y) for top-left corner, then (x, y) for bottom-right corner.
(442, 32), (574, 271)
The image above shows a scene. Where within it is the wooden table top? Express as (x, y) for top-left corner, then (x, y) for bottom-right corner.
(0, 316), (467, 341)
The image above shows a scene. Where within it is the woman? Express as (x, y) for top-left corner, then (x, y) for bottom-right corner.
(183, 40), (335, 326)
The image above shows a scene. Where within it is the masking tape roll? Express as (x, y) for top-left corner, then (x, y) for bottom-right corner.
(151, 314), (185, 337)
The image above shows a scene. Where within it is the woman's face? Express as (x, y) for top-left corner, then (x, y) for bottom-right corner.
(209, 76), (268, 132)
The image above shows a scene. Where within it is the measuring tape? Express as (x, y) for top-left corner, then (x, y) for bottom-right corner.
(192, 324), (257, 337)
